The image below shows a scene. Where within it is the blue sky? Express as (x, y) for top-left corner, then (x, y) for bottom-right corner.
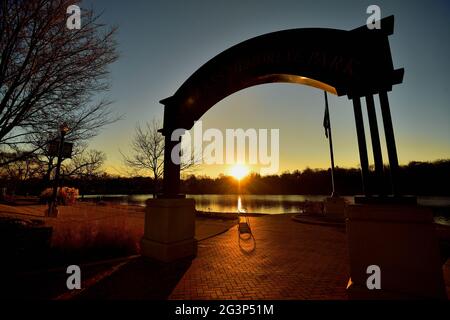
(87, 0), (450, 176)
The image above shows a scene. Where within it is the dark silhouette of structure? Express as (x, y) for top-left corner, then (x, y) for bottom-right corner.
(159, 16), (403, 200)
(142, 18), (446, 301)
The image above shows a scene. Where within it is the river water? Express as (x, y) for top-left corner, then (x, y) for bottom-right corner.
(81, 194), (450, 226)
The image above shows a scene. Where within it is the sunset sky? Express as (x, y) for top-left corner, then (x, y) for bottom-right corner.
(88, 0), (450, 177)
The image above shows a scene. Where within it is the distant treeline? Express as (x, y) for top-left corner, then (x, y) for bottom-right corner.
(4, 160), (450, 196)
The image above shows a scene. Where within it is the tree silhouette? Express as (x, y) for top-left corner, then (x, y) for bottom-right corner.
(0, 0), (118, 165)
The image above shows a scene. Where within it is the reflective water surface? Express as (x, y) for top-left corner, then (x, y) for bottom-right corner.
(81, 194), (450, 226)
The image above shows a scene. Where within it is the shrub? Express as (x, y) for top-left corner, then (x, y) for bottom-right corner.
(40, 187), (79, 205)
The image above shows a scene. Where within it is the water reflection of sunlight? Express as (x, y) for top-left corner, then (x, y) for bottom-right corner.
(237, 196), (246, 213)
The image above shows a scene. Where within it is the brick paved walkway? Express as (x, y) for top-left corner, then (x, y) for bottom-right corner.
(4, 203), (448, 300)
(170, 215), (350, 300)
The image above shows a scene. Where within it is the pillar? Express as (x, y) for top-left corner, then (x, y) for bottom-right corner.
(142, 120), (196, 263)
(365, 94), (385, 195)
(352, 97), (370, 196)
(346, 203), (446, 299)
(379, 91), (399, 195)
(162, 130), (181, 197)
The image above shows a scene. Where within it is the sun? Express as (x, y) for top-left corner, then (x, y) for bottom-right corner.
(230, 164), (249, 181)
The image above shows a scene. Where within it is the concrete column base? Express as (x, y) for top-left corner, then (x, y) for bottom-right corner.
(324, 197), (346, 221)
(345, 204), (446, 299)
(141, 198), (197, 263)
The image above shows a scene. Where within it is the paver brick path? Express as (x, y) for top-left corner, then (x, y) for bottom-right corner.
(170, 215), (350, 300)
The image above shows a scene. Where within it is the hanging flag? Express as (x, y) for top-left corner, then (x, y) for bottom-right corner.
(323, 91), (330, 139)
(322, 90), (336, 196)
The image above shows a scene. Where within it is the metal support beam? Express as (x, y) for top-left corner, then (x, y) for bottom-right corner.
(352, 97), (370, 196)
(365, 94), (384, 195)
(379, 91), (399, 195)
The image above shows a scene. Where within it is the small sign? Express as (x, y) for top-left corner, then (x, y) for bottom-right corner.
(48, 141), (73, 158)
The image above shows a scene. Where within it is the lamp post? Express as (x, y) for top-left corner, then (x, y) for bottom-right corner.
(48, 122), (70, 217)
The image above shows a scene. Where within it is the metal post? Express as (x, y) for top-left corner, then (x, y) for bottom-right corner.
(324, 91), (336, 197)
(365, 94), (384, 195)
(379, 91), (399, 195)
(352, 97), (370, 196)
(48, 124), (68, 217)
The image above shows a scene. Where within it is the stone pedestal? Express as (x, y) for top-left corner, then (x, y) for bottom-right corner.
(323, 197), (346, 221)
(346, 204), (446, 299)
(141, 198), (197, 263)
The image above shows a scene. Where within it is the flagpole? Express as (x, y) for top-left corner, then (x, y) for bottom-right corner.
(324, 91), (336, 197)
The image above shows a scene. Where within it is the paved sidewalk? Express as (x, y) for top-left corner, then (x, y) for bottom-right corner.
(70, 214), (349, 300)
(170, 215), (350, 299)
(4, 203), (448, 299)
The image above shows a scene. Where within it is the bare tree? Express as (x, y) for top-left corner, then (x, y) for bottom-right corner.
(0, 151), (42, 195)
(0, 152), (42, 180)
(0, 0), (119, 165)
(62, 147), (106, 179)
(121, 120), (164, 196)
(121, 119), (197, 196)
(34, 136), (102, 186)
